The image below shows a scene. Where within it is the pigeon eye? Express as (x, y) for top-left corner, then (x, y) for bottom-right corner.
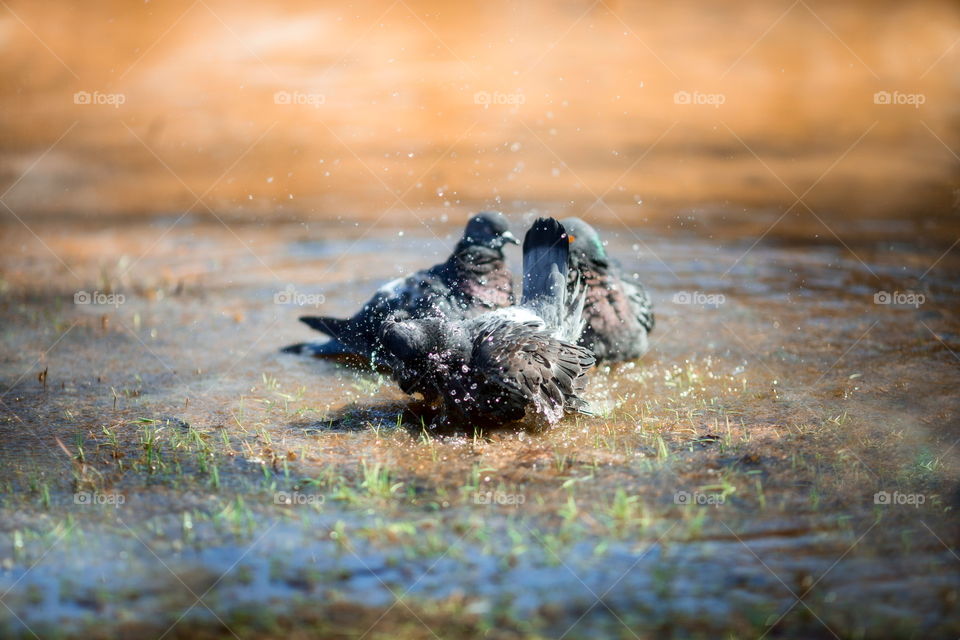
(567, 234), (576, 244)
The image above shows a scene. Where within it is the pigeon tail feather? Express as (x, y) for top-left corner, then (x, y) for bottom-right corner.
(299, 316), (350, 341)
(521, 218), (569, 332)
(280, 339), (354, 357)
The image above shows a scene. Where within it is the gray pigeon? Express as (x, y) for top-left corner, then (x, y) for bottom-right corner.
(379, 218), (595, 428)
(561, 217), (654, 362)
(284, 211), (519, 361)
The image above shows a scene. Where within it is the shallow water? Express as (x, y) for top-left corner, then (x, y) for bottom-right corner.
(1, 213), (958, 638)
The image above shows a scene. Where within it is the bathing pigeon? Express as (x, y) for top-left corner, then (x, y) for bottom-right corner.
(561, 217), (654, 362)
(284, 211), (519, 361)
(379, 218), (595, 428)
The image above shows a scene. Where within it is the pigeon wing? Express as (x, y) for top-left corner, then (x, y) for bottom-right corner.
(471, 320), (595, 422)
(621, 274), (654, 333)
(573, 263), (652, 360)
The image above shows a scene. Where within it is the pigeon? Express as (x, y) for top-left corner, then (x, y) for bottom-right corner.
(561, 217), (654, 362)
(379, 217), (595, 428)
(284, 211), (519, 361)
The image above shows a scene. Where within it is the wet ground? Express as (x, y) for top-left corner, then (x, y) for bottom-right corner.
(1, 211), (959, 638)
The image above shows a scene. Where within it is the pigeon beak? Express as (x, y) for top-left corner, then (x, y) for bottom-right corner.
(502, 231), (520, 245)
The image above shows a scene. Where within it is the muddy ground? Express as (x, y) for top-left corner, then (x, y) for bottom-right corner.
(1, 212), (958, 638)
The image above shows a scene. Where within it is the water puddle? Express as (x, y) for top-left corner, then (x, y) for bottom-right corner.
(1, 217), (958, 638)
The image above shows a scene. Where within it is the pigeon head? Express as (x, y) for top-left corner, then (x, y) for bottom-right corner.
(379, 316), (458, 394)
(561, 217), (608, 267)
(380, 316), (437, 362)
(378, 317), (431, 388)
(461, 211), (519, 249)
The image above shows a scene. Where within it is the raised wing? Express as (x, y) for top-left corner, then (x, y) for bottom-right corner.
(470, 319), (595, 423)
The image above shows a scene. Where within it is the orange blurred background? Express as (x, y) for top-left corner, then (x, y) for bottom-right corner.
(1, 0), (958, 231)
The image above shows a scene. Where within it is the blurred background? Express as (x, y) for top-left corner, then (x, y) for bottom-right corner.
(1, 0), (958, 236)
